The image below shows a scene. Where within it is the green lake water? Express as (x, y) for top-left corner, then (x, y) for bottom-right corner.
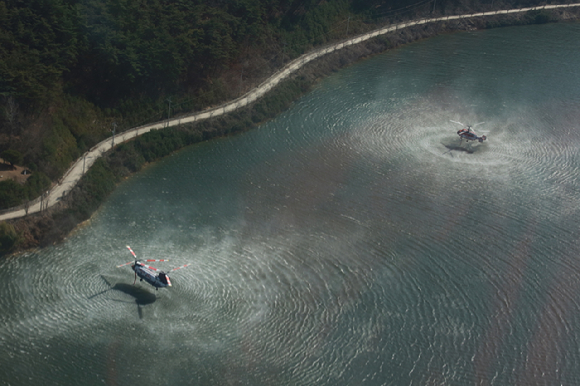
(2, 22), (580, 385)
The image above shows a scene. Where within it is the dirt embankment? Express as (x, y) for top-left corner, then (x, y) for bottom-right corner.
(0, 159), (32, 184)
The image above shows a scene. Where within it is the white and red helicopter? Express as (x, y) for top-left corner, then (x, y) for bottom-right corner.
(116, 245), (189, 290)
(451, 120), (487, 143)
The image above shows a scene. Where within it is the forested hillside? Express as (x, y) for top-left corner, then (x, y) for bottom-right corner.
(0, 0), (575, 254)
(1, 0), (449, 207)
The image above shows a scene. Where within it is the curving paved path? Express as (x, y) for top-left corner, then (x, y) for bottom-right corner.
(2, 2), (579, 221)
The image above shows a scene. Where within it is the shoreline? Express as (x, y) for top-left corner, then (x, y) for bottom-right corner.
(2, 5), (580, 256)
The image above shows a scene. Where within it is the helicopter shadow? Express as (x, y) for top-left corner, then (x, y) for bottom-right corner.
(441, 142), (480, 156)
(89, 276), (157, 319)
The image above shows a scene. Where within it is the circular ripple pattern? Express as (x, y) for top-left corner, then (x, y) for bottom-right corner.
(3, 23), (580, 386)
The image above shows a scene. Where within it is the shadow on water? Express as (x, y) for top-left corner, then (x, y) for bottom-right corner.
(89, 276), (157, 319)
(441, 142), (483, 156)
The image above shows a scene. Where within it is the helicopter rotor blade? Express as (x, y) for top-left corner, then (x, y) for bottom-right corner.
(126, 245), (137, 259)
(133, 270), (137, 285)
(450, 120), (465, 127)
(170, 264), (189, 272)
(141, 263), (160, 271)
(165, 276), (172, 287)
(116, 261), (134, 268)
(126, 246), (168, 264)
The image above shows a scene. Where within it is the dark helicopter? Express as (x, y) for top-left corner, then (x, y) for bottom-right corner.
(451, 120), (487, 143)
(116, 245), (189, 290)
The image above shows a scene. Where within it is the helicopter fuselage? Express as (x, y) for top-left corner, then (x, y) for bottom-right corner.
(133, 262), (170, 289)
(117, 246), (188, 290)
(457, 128), (486, 143)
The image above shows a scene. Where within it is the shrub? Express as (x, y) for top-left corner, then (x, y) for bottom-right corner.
(2, 149), (23, 167)
(0, 221), (20, 256)
(0, 179), (24, 209)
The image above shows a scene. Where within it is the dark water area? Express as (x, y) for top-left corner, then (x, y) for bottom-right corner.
(2, 23), (580, 385)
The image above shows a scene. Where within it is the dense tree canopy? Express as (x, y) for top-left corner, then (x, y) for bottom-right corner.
(0, 0), (362, 109)
(0, 0), (82, 105)
(2, 148), (22, 166)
